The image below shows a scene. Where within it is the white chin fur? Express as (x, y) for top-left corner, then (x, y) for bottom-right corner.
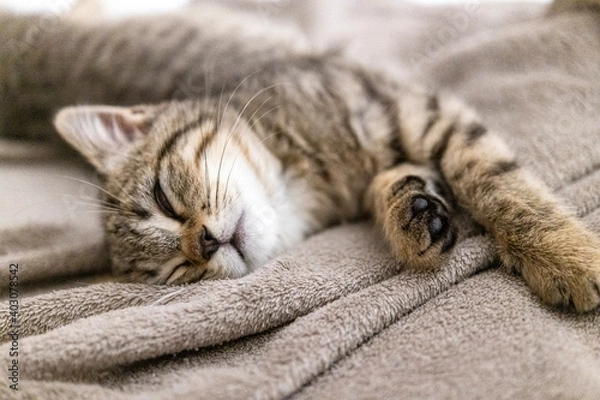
(209, 247), (249, 279)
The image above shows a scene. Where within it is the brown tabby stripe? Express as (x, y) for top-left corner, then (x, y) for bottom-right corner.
(152, 26), (198, 73)
(270, 121), (320, 161)
(466, 123), (487, 144)
(318, 68), (361, 150)
(141, 270), (159, 278)
(194, 127), (219, 165)
(421, 94), (440, 139)
(152, 120), (207, 220)
(107, 220), (144, 239)
(157, 119), (204, 165)
(351, 68), (408, 164)
(131, 205), (152, 219)
(431, 122), (456, 163)
(484, 160), (519, 177)
(270, 121), (333, 183)
(381, 102), (407, 164)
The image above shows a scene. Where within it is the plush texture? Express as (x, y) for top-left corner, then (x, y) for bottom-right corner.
(1, 1), (600, 399)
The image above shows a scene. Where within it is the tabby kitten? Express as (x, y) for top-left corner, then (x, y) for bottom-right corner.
(4, 3), (600, 312)
(52, 52), (600, 312)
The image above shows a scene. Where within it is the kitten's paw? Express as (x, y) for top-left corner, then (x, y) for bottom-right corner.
(385, 176), (457, 269)
(504, 227), (600, 313)
(406, 195), (454, 251)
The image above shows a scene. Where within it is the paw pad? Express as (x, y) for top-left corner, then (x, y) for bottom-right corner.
(411, 196), (429, 214)
(428, 216), (445, 242)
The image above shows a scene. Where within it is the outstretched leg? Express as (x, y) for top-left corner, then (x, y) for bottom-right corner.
(392, 87), (600, 312)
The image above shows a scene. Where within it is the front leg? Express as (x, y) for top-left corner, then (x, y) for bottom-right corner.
(396, 88), (600, 312)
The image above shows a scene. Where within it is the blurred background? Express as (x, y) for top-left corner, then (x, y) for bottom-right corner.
(2, 0), (550, 17)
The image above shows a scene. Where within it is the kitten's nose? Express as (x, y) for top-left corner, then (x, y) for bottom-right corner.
(199, 226), (221, 260)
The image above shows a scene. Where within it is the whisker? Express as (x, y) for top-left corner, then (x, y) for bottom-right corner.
(52, 174), (134, 207)
(216, 83), (227, 131)
(202, 44), (224, 114)
(69, 199), (127, 211)
(229, 85), (278, 138)
(215, 85), (279, 209)
(69, 200), (121, 210)
(68, 201), (138, 216)
(57, 193), (122, 208)
(203, 139), (212, 211)
(214, 70), (264, 208)
(222, 106), (281, 203)
(247, 105), (281, 132)
(106, 175), (140, 206)
(71, 209), (120, 216)
(56, 192), (140, 217)
(5, 173), (143, 216)
(53, 172), (146, 216)
(150, 286), (187, 306)
(5, 187), (105, 206)
(217, 68), (263, 134)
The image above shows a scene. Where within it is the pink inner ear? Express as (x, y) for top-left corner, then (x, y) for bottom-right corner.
(97, 112), (148, 142)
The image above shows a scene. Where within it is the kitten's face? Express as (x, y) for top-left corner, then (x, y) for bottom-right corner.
(55, 101), (295, 284)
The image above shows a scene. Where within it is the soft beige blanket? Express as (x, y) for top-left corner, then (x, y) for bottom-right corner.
(1, 1), (600, 399)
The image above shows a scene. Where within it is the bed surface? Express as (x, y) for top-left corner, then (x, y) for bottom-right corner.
(1, 1), (600, 398)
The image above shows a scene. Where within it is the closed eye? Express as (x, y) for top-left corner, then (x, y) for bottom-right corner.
(154, 181), (179, 220)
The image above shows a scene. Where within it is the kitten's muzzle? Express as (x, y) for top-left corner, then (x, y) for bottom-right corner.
(200, 226), (221, 260)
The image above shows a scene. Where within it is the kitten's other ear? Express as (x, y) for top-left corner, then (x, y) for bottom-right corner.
(54, 105), (157, 174)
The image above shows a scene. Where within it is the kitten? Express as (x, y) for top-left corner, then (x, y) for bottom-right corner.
(52, 54), (600, 312)
(4, 3), (600, 312)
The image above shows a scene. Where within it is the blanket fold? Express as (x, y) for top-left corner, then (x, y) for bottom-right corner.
(1, 230), (494, 398)
(0, 224), (108, 295)
(1, 1), (600, 399)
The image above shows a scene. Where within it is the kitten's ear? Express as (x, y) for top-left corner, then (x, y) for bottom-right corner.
(54, 105), (156, 173)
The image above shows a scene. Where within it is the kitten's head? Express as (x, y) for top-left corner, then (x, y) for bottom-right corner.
(54, 101), (293, 284)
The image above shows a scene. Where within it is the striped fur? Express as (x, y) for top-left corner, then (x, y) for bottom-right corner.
(548, 0), (600, 15)
(54, 57), (600, 312)
(4, 1), (600, 312)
